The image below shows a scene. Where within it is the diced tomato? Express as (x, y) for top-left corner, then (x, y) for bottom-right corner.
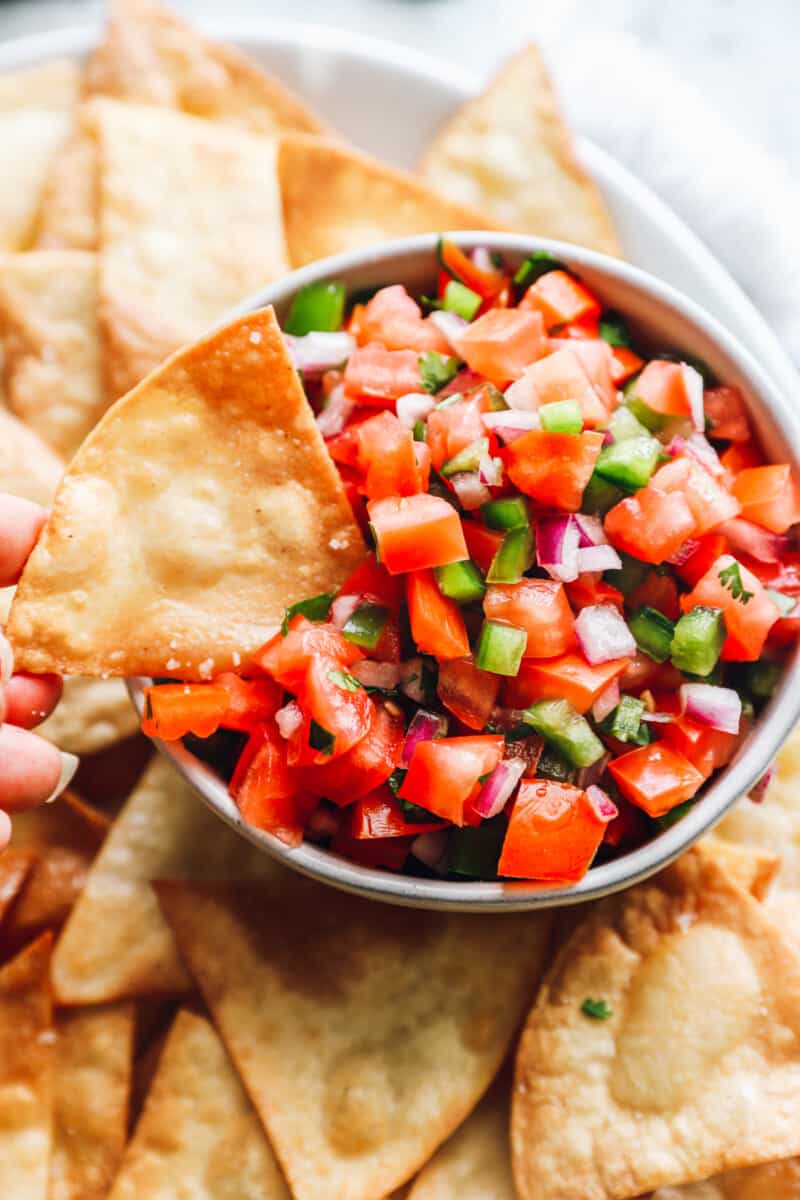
(605, 485), (696, 564)
(731, 465), (800, 534)
(484, 579), (576, 659)
(255, 616), (362, 692)
(345, 303), (366, 339)
(609, 346), (644, 386)
(437, 656), (501, 729)
(704, 386), (750, 442)
(368, 494), (468, 574)
(652, 457), (740, 535)
(608, 743), (705, 817)
(680, 554), (780, 661)
(509, 348), (609, 426)
(344, 344), (421, 401)
(230, 722), (314, 847)
(661, 716), (741, 780)
(498, 780), (612, 882)
(325, 412), (373, 468)
(350, 785), (446, 838)
(567, 340), (617, 413)
(564, 577), (624, 611)
(438, 239), (506, 300)
(300, 655), (374, 758)
(331, 826), (412, 870)
(720, 441), (763, 475)
(398, 735), (504, 825)
(357, 285), (450, 353)
(355, 410), (423, 499)
(453, 309), (546, 386)
(426, 392), (488, 472)
(630, 360), (694, 419)
(558, 316), (600, 340)
(502, 653), (629, 714)
(406, 570), (470, 660)
(338, 553), (403, 613)
(295, 702), (404, 803)
(674, 532), (728, 588)
(628, 571), (681, 621)
(141, 683), (229, 741)
(603, 797), (648, 848)
(462, 520), (505, 574)
(216, 673), (282, 733)
(519, 270), (601, 330)
(738, 551), (800, 595)
(372, 614), (403, 664)
(504, 430), (604, 511)
(338, 469), (370, 539)
(619, 653), (683, 693)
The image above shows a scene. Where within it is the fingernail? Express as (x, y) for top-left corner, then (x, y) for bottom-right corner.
(45, 752), (80, 804)
(0, 633), (13, 688)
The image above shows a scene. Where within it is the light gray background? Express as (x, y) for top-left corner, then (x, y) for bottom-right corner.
(3, 0), (799, 171)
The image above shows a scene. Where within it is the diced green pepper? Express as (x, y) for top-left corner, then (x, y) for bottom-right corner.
(284, 281), (346, 336)
(607, 405), (649, 442)
(440, 436), (489, 478)
(581, 472), (624, 517)
(443, 279), (482, 320)
(523, 699), (606, 768)
(281, 591), (334, 636)
(655, 799), (694, 831)
(434, 392), (462, 411)
(670, 606), (726, 676)
(598, 310), (631, 348)
(435, 560), (486, 604)
(484, 385), (509, 412)
(766, 588), (797, 617)
(486, 525), (534, 584)
(448, 816), (506, 878)
(745, 658), (782, 699)
(539, 398), (583, 434)
(623, 391), (667, 433)
(605, 553), (649, 596)
(420, 352), (460, 394)
(341, 602), (390, 651)
(595, 435), (661, 490)
(535, 747), (576, 783)
(605, 695), (646, 743)
(513, 251), (565, 291)
(628, 606), (675, 664)
(475, 620), (527, 677)
(412, 418), (427, 442)
(481, 496), (529, 530)
(309, 719), (335, 756)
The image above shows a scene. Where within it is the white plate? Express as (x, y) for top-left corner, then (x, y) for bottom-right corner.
(3, 19), (797, 399)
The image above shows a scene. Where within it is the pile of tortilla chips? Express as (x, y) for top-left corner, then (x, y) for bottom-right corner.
(2, 3), (800, 1198)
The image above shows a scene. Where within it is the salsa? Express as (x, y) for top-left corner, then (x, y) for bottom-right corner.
(140, 242), (800, 884)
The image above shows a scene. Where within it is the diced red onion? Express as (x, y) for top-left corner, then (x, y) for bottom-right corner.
(482, 408), (540, 443)
(577, 544), (622, 574)
(439, 368), (482, 398)
(396, 391), (436, 429)
(573, 514), (607, 547)
(641, 710), (674, 724)
(682, 363), (705, 432)
(719, 518), (789, 564)
(680, 682), (742, 734)
(503, 733), (545, 774)
(575, 604), (636, 665)
(478, 452), (504, 487)
(667, 538), (701, 568)
(401, 709), (448, 768)
(351, 660), (402, 690)
(472, 757), (526, 819)
(748, 762), (774, 803)
(452, 472), (492, 510)
(471, 246), (495, 272)
(585, 784), (619, 822)
(577, 753), (611, 791)
(306, 804), (340, 840)
(680, 432), (725, 476)
(602, 429), (614, 446)
(399, 658), (425, 704)
(504, 371), (539, 411)
(592, 678), (620, 723)
(275, 700), (303, 740)
(537, 515), (580, 582)
(411, 830), (449, 873)
(285, 331), (355, 375)
(330, 592), (362, 631)
(316, 384), (354, 438)
(429, 309), (469, 351)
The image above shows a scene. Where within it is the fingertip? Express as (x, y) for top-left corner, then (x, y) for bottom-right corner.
(0, 809), (10, 852)
(0, 725), (62, 813)
(3, 673), (63, 729)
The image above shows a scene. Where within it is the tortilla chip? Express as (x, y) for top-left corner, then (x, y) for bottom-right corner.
(156, 876), (552, 1200)
(651, 1157), (800, 1198)
(512, 848), (800, 1200)
(38, 677), (141, 756)
(0, 850), (36, 930)
(88, 97), (289, 400)
(419, 46), (620, 257)
(0, 60), (78, 111)
(0, 933), (54, 1200)
(0, 250), (102, 458)
(51, 756), (279, 1003)
(34, 125), (98, 252)
(9, 305), (364, 678)
(49, 1003), (134, 1200)
(86, 0), (322, 136)
(278, 134), (497, 269)
(108, 1009), (290, 1200)
(7, 791), (110, 943)
(0, 408), (64, 505)
(408, 1080), (514, 1200)
(695, 836), (780, 901)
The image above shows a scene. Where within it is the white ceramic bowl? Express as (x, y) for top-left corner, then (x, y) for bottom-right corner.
(130, 232), (800, 911)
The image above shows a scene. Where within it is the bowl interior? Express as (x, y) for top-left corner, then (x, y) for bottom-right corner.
(132, 233), (800, 911)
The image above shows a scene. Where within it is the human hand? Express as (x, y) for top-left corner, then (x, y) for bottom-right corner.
(0, 493), (75, 850)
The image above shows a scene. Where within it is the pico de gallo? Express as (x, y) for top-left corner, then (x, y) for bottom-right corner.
(140, 241), (800, 884)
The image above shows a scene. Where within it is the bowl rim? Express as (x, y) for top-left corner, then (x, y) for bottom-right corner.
(131, 231), (800, 911)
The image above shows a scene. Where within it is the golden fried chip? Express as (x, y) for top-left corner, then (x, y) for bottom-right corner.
(512, 849), (800, 1200)
(651, 1157), (800, 1198)
(86, 0), (322, 136)
(408, 1080), (514, 1200)
(156, 876), (551, 1200)
(0, 251), (102, 458)
(0, 850), (36, 929)
(108, 1009), (290, 1200)
(34, 125), (98, 252)
(0, 933), (54, 1200)
(695, 836), (780, 901)
(52, 757), (279, 1003)
(8, 306), (364, 678)
(49, 1003), (134, 1200)
(0, 61), (78, 111)
(278, 134), (497, 269)
(419, 46), (620, 256)
(88, 97), (289, 399)
(37, 677), (141, 756)
(0, 409), (63, 505)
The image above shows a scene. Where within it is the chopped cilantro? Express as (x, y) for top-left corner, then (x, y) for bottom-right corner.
(598, 310), (632, 348)
(309, 720), (335, 756)
(386, 768), (406, 796)
(327, 668), (362, 692)
(281, 591), (334, 636)
(420, 351), (460, 394)
(718, 561), (753, 605)
(581, 997), (612, 1020)
(513, 251), (565, 291)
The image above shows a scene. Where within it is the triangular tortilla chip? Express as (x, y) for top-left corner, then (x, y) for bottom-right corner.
(36, 677), (141, 756)
(0, 408), (63, 506)
(0, 250), (102, 458)
(651, 1157), (800, 1198)
(108, 1009), (290, 1200)
(694, 836), (779, 901)
(408, 1079), (514, 1200)
(49, 1002), (134, 1200)
(86, 0), (322, 136)
(156, 876), (552, 1200)
(419, 46), (620, 257)
(0, 933), (54, 1200)
(278, 134), (497, 269)
(0, 60), (78, 111)
(87, 97), (290, 400)
(8, 306), (364, 678)
(0, 849), (36, 930)
(512, 848), (800, 1200)
(34, 124), (98, 253)
(51, 757), (279, 1003)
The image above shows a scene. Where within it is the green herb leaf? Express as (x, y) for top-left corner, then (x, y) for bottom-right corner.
(327, 668), (362, 692)
(420, 351), (460, 394)
(386, 768), (406, 796)
(718, 561), (753, 605)
(581, 997), (612, 1020)
(598, 310), (632, 348)
(309, 719), (335, 756)
(281, 591), (334, 636)
(513, 251), (565, 291)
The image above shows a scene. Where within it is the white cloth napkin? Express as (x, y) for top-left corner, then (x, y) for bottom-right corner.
(548, 32), (800, 365)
